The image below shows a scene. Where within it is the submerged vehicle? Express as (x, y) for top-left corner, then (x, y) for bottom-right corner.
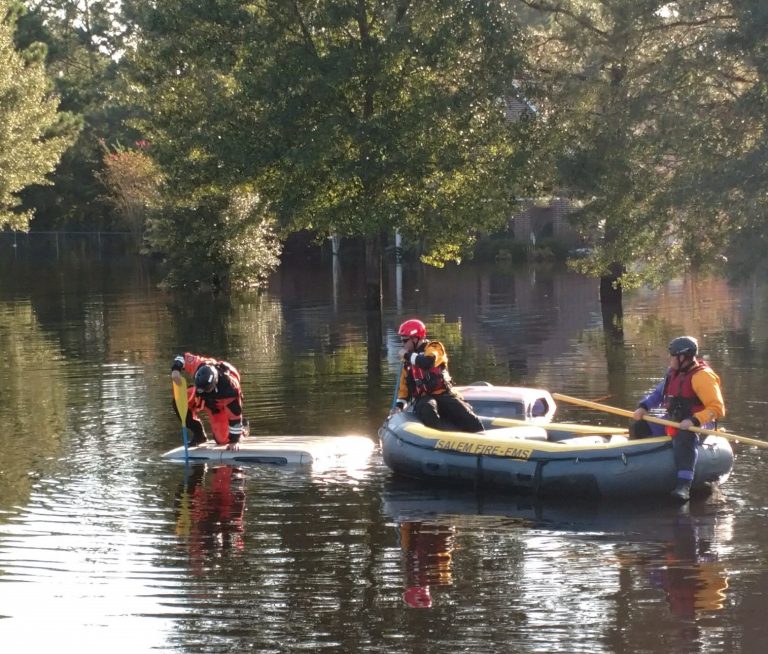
(162, 434), (375, 466)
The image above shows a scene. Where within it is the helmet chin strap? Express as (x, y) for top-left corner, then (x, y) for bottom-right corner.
(676, 354), (694, 371)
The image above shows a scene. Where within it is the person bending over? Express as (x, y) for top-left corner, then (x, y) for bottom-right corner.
(171, 352), (245, 451)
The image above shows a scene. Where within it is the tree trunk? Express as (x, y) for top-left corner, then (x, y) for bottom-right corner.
(599, 262), (625, 312)
(364, 233), (384, 432)
(600, 262), (627, 402)
(365, 234), (382, 313)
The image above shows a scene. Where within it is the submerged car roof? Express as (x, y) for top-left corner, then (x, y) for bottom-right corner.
(454, 384), (556, 421)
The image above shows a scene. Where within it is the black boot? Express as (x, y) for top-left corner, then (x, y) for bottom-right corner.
(188, 423), (208, 447)
(670, 479), (692, 503)
(189, 433), (208, 447)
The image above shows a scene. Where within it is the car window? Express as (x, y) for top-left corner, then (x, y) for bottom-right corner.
(467, 400), (525, 417)
(532, 398), (549, 417)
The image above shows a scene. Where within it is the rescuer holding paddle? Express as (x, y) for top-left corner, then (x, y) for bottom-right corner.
(631, 336), (725, 502)
(171, 352), (245, 451)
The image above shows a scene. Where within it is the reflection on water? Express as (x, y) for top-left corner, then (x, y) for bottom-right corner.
(634, 506), (730, 616)
(0, 301), (67, 514)
(175, 466), (247, 576)
(1, 250), (768, 652)
(384, 478), (734, 640)
(398, 521), (456, 608)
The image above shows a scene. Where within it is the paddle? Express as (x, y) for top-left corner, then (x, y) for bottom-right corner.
(489, 416), (628, 436)
(552, 392), (768, 449)
(391, 366), (403, 412)
(172, 374), (191, 462)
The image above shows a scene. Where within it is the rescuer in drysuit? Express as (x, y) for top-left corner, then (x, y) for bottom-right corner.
(171, 352), (246, 451)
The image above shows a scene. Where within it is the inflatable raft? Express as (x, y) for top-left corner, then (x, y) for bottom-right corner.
(162, 434), (375, 466)
(379, 386), (734, 498)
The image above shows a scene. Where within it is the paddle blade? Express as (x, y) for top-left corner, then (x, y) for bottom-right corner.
(173, 376), (189, 423)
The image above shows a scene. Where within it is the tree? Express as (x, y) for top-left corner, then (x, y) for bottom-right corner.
(120, 0), (282, 287)
(0, 0), (79, 231)
(96, 139), (163, 243)
(516, 1), (743, 311)
(144, 189), (282, 290)
(123, 1), (533, 301)
(14, 0), (137, 231)
(675, 0), (768, 279)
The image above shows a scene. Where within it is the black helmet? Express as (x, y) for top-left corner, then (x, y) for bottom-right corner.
(194, 364), (218, 394)
(668, 336), (698, 357)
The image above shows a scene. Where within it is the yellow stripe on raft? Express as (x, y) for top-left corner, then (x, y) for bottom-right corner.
(402, 422), (668, 460)
(490, 417), (629, 435)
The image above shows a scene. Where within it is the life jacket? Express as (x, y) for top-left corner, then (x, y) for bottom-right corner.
(663, 361), (709, 436)
(201, 364), (241, 409)
(179, 353), (244, 444)
(216, 361), (241, 389)
(406, 341), (451, 398)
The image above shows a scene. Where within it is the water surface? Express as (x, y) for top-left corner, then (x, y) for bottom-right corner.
(1, 245), (767, 653)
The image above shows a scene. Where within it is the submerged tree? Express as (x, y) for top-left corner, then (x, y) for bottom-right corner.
(679, 0), (768, 279)
(248, 1), (533, 309)
(0, 0), (79, 230)
(516, 0), (743, 310)
(121, 0), (282, 288)
(124, 1), (533, 301)
(145, 189), (282, 290)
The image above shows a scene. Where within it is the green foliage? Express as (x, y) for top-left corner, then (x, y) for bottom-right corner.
(124, 1), (533, 268)
(145, 190), (282, 290)
(97, 140), (163, 240)
(118, 1), (284, 287)
(0, 1), (78, 230)
(518, 0), (744, 291)
(15, 0), (135, 229)
(674, 0), (768, 281)
(1, 0), (763, 302)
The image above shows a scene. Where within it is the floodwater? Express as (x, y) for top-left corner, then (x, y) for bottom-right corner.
(1, 239), (768, 653)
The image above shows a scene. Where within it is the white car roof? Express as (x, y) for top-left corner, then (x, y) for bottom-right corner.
(455, 384), (557, 420)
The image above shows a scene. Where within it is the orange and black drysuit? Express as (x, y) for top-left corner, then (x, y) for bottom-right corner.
(396, 340), (483, 433)
(636, 359), (725, 483)
(171, 352), (245, 446)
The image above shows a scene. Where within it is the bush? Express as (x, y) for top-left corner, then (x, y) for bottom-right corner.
(97, 140), (163, 241)
(145, 190), (282, 290)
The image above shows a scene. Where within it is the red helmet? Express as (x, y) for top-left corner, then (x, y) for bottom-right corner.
(402, 585), (432, 608)
(398, 319), (426, 339)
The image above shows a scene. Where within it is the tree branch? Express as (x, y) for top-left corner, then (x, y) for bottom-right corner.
(515, 0), (609, 38)
(291, 0), (320, 61)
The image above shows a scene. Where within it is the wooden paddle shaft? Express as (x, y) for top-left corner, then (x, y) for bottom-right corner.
(491, 417), (627, 435)
(552, 392), (768, 449)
